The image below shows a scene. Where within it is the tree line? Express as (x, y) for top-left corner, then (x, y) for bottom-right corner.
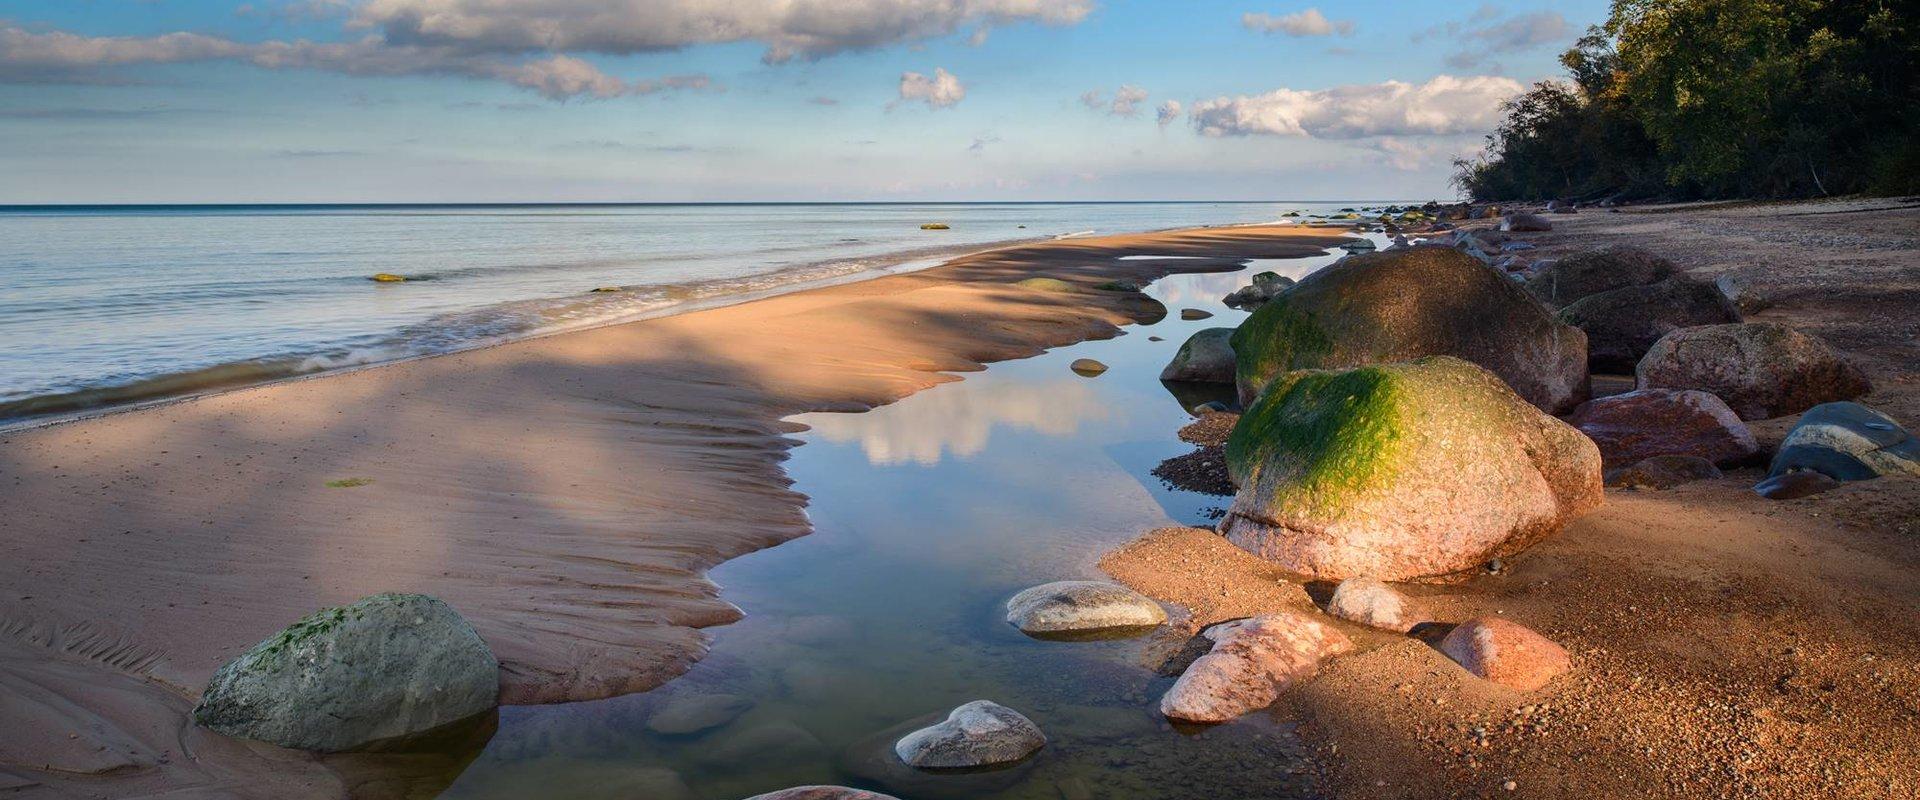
(1454, 0), (1917, 201)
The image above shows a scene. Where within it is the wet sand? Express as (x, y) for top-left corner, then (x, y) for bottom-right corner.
(1103, 199), (1920, 798)
(0, 225), (1344, 794)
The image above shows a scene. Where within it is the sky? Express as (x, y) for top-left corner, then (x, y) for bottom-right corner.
(0, 1), (1611, 203)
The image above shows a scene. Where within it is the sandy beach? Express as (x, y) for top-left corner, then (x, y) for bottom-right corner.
(0, 225), (1344, 795)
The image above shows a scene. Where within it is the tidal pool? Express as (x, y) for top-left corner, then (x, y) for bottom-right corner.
(435, 239), (1368, 800)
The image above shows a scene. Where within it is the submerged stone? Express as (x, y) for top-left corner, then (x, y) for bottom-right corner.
(1069, 358), (1108, 377)
(893, 701), (1045, 769)
(1005, 580), (1166, 636)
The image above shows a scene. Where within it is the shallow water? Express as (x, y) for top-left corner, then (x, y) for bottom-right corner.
(427, 236), (1380, 800)
(0, 202), (1365, 423)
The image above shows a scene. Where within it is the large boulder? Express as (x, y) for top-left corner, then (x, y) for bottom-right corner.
(1565, 389), (1758, 468)
(1159, 328), (1237, 384)
(1636, 323), (1871, 420)
(1501, 213), (1553, 232)
(1557, 277), (1741, 372)
(1159, 612), (1353, 723)
(1221, 357), (1603, 582)
(1769, 402), (1920, 482)
(1439, 617), (1570, 692)
(192, 593), (498, 752)
(893, 701), (1044, 768)
(1229, 246), (1589, 413)
(1524, 246), (1677, 308)
(1004, 580), (1166, 636)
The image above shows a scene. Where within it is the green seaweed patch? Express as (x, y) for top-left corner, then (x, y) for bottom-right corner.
(326, 477), (374, 488)
(1231, 295), (1336, 397)
(1226, 365), (1409, 511)
(247, 604), (364, 668)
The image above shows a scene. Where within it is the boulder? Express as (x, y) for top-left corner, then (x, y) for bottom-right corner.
(1223, 272), (1295, 309)
(1220, 357), (1602, 582)
(1714, 271), (1771, 315)
(1229, 246), (1589, 413)
(746, 789), (900, 800)
(1160, 328), (1237, 384)
(1753, 470), (1841, 500)
(1769, 402), (1920, 482)
(1557, 277), (1742, 372)
(1004, 580), (1167, 636)
(1565, 389), (1759, 468)
(1180, 308), (1214, 321)
(1524, 246), (1677, 308)
(1636, 323), (1871, 420)
(1605, 455), (1722, 489)
(1500, 213), (1552, 232)
(892, 701), (1045, 769)
(1159, 612), (1353, 723)
(647, 693), (754, 736)
(1325, 577), (1416, 632)
(1439, 617), (1570, 691)
(1069, 358), (1108, 377)
(192, 593), (498, 752)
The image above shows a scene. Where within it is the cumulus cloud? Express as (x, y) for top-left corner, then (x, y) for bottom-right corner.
(1081, 84), (1149, 116)
(1415, 8), (1575, 69)
(354, 0), (1096, 63)
(1188, 74), (1523, 139)
(1155, 99), (1182, 128)
(0, 25), (714, 101)
(894, 67), (965, 109)
(1241, 8), (1354, 37)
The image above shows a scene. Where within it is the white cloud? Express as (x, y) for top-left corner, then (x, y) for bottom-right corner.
(354, 0), (1096, 63)
(894, 67), (965, 109)
(1414, 9), (1575, 69)
(1365, 136), (1482, 170)
(1189, 74), (1523, 139)
(1155, 99), (1182, 128)
(0, 25), (714, 101)
(1241, 8), (1354, 37)
(1081, 84), (1149, 116)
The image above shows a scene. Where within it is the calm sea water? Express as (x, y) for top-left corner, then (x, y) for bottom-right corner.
(0, 202), (1364, 423)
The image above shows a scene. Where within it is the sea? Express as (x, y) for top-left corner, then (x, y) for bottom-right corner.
(0, 201), (1379, 424)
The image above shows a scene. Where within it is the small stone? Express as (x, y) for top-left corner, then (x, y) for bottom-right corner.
(1753, 470), (1841, 500)
(369, 273), (408, 283)
(647, 693), (754, 736)
(1160, 612), (1353, 723)
(1069, 358), (1108, 377)
(1180, 308), (1214, 320)
(1325, 577), (1415, 632)
(893, 701), (1045, 769)
(1005, 580), (1166, 636)
(1439, 617), (1570, 692)
(1500, 213), (1552, 232)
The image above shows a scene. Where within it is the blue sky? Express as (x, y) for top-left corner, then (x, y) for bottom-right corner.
(0, 1), (1610, 203)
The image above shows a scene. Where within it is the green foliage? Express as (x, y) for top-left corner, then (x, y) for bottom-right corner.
(1457, 0), (1918, 200)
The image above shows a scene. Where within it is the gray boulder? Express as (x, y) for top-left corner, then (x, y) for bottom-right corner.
(1714, 271), (1772, 315)
(1637, 323), (1871, 420)
(1160, 328), (1237, 384)
(893, 701), (1045, 769)
(1525, 246), (1677, 308)
(193, 593), (498, 752)
(1005, 580), (1166, 636)
(1223, 271), (1294, 309)
(1501, 213), (1552, 232)
(1769, 402), (1920, 482)
(1558, 276), (1741, 373)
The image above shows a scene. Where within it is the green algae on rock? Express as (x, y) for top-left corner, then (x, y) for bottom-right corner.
(1221, 357), (1603, 582)
(1228, 246), (1589, 413)
(193, 593), (498, 752)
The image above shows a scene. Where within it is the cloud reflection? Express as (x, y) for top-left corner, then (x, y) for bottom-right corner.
(803, 377), (1110, 466)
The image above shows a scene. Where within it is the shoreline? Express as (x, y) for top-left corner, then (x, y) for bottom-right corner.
(0, 223), (1349, 794)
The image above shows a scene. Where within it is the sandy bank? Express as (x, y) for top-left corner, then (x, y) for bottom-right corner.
(0, 225), (1346, 794)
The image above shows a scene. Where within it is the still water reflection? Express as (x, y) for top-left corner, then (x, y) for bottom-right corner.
(435, 240), (1365, 799)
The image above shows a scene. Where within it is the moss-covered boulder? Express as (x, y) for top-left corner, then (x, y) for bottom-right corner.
(1221, 357), (1603, 582)
(1229, 246), (1589, 413)
(1524, 246), (1676, 308)
(1160, 328), (1236, 383)
(192, 593), (498, 752)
